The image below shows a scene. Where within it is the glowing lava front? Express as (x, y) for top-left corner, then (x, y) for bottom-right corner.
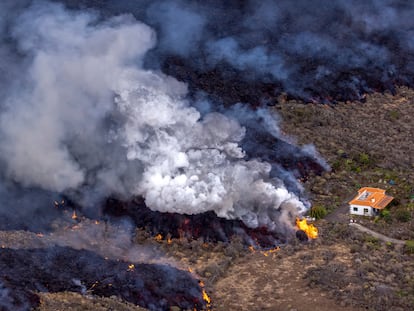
(296, 217), (318, 239)
(199, 281), (212, 310)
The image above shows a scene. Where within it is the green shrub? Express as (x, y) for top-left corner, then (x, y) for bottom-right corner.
(336, 149), (345, 156)
(404, 240), (414, 254)
(344, 159), (354, 171)
(385, 241), (394, 250)
(380, 209), (392, 223)
(331, 159), (342, 171)
(310, 205), (327, 219)
(364, 234), (379, 244)
(389, 110), (400, 120)
(358, 153), (371, 166)
(395, 209), (411, 222)
(406, 202), (414, 211)
(353, 166), (362, 173)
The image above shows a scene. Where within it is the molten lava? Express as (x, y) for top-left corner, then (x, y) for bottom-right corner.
(261, 247), (280, 257)
(199, 281), (212, 310)
(296, 217), (318, 239)
(154, 233), (163, 242)
(202, 289), (211, 305)
(248, 245), (280, 257)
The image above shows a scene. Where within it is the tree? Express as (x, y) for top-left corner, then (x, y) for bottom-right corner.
(310, 205), (327, 219)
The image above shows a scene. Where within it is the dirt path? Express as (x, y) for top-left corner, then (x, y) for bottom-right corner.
(324, 204), (350, 223)
(349, 222), (405, 245)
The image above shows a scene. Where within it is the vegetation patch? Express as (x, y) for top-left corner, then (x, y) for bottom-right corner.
(309, 205), (328, 219)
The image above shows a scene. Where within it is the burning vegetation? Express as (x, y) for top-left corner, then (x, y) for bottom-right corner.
(296, 217), (318, 240)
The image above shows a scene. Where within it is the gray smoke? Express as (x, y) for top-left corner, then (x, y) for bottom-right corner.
(0, 1), (329, 233)
(85, 0), (414, 101)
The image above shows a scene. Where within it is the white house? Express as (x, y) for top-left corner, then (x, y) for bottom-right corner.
(349, 187), (393, 217)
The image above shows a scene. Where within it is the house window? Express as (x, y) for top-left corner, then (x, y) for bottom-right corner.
(364, 208), (369, 213)
(353, 207), (358, 212)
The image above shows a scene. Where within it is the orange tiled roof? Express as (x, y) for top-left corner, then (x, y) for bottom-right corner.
(349, 187), (393, 210)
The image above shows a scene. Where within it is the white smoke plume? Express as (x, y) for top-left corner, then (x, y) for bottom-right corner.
(0, 1), (317, 231)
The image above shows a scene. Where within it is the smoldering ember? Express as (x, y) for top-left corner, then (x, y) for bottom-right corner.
(1, 1), (414, 311)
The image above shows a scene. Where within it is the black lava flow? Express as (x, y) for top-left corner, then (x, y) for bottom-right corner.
(59, 0), (414, 104)
(0, 246), (206, 311)
(104, 197), (284, 247)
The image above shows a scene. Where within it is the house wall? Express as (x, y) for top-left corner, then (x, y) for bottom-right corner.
(349, 204), (374, 216)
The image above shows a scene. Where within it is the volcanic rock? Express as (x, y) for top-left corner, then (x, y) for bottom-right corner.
(0, 246), (206, 311)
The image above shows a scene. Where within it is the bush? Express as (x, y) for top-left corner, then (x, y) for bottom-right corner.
(385, 241), (394, 250)
(344, 159), (354, 171)
(358, 152), (374, 167)
(404, 240), (414, 254)
(310, 205), (327, 219)
(389, 110), (400, 120)
(358, 153), (371, 166)
(364, 235), (379, 245)
(331, 159), (342, 171)
(353, 166), (362, 173)
(395, 209), (411, 222)
(380, 209), (392, 223)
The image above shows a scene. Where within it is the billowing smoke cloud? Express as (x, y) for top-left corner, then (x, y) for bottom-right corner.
(69, 0), (414, 102)
(1, 2), (154, 192)
(0, 1), (327, 233)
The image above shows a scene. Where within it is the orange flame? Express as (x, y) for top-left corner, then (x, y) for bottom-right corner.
(261, 246), (280, 257)
(127, 264), (135, 271)
(296, 217), (318, 239)
(202, 289), (211, 304)
(71, 210), (77, 220)
(199, 280), (212, 309)
(154, 233), (163, 242)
